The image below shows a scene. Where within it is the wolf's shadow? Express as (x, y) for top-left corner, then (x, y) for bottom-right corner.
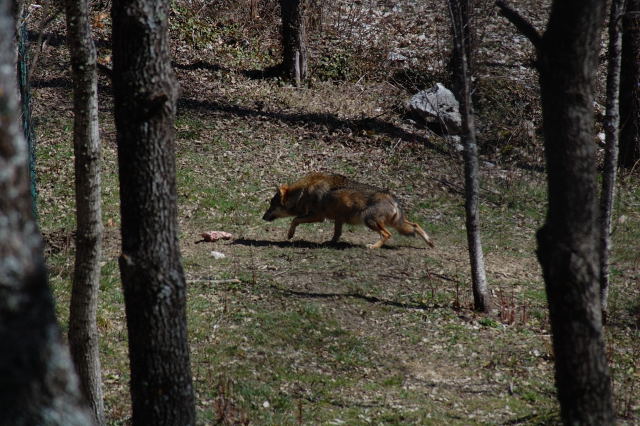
(231, 238), (408, 250)
(231, 238), (360, 250)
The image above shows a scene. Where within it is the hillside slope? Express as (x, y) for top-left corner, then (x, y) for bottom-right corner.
(29, 1), (639, 424)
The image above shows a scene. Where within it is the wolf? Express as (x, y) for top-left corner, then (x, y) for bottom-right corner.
(262, 172), (434, 249)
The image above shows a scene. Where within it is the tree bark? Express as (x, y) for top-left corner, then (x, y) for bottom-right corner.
(619, 0), (640, 169)
(497, 0), (615, 423)
(112, 0), (196, 424)
(0, 1), (93, 424)
(280, 0), (308, 86)
(15, 1), (37, 217)
(449, 0), (475, 98)
(11, 0), (24, 66)
(449, 0), (490, 313)
(599, 0), (625, 321)
(65, 0), (104, 423)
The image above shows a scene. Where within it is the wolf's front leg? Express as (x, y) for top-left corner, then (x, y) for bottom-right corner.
(330, 221), (343, 243)
(287, 214), (325, 239)
(287, 220), (298, 239)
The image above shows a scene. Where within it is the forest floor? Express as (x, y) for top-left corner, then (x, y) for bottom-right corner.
(31, 0), (639, 424)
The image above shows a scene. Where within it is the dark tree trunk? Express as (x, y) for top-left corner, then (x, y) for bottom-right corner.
(15, 1), (37, 217)
(619, 0), (640, 169)
(600, 0), (625, 321)
(538, 3), (614, 423)
(449, 0), (490, 313)
(11, 0), (24, 64)
(497, 0), (615, 424)
(0, 1), (93, 424)
(280, 0), (307, 86)
(65, 0), (104, 423)
(112, 0), (196, 424)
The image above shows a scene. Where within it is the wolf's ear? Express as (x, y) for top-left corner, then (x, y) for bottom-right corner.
(278, 184), (288, 203)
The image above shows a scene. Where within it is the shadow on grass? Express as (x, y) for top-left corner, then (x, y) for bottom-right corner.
(231, 238), (361, 250)
(173, 60), (227, 73)
(177, 96), (448, 155)
(34, 69), (446, 155)
(173, 59), (284, 80)
(240, 64), (283, 80)
(273, 285), (434, 312)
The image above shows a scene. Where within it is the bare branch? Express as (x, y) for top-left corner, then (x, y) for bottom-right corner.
(495, 0), (543, 50)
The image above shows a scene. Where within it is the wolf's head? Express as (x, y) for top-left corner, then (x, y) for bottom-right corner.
(262, 185), (294, 221)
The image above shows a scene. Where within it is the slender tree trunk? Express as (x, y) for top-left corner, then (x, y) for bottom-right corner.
(497, 1), (614, 423)
(65, 0), (104, 423)
(449, 0), (475, 98)
(280, 0), (307, 86)
(599, 0), (625, 321)
(619, 0), (640, 169)
(449, 0), (490, 312)
(112, 0), (196, 424)
(0, 1), (93, 424)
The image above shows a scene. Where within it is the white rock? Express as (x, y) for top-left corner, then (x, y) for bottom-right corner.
(210, 251), (226, 259)
(406, 83), (462, 134)
(387, 51), (408, 62)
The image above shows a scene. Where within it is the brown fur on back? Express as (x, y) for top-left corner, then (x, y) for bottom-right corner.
(316, 189), (399, 225)
(264, 172), (379, 219)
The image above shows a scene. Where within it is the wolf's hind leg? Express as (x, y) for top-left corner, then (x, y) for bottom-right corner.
(365, 220), (392, 249)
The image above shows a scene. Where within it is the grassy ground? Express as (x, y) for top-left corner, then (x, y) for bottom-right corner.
(32, 1), (639, 424)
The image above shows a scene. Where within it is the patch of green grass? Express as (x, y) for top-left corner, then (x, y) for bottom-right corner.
(314, 49), (355, 82)
(186, 288), (387, 423)
(524, 287), (547, 305)
(382, 375), (404, 387)
(100, 261), (124, 307)
(171, 5), (227, 50)
(176, 115), (207, 140)
(407, 289), (452, 309)
(36, 131), (77, 231)
(479, 317), (500, 328)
